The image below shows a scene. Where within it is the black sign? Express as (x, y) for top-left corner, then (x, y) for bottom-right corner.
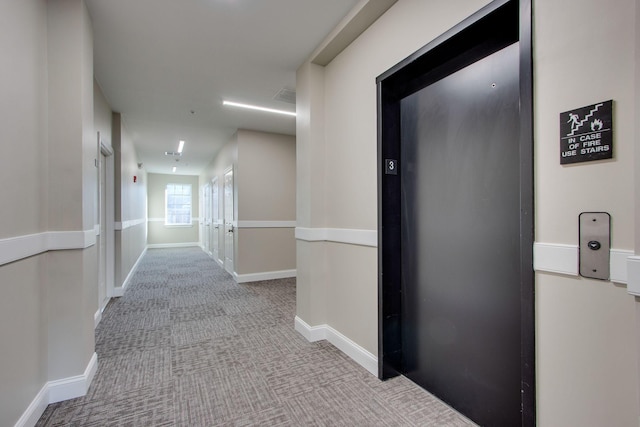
(560, 100), (613, 164)
(385, 159), (398, 175)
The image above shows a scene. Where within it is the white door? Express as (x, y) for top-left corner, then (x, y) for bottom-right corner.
(223, 168), (234, 275)
(97, 135), (114, 316)
(202, 183), (211, 255)
(211, 177), (220, 263)
(98, 151), (108, 311)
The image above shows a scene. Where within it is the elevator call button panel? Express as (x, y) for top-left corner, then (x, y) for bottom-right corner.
(579, 212), (610, 280)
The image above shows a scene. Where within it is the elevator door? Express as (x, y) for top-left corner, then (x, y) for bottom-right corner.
(400, 43), (521, 426)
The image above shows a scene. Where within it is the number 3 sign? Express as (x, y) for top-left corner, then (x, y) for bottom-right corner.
(385, 159), (398, 175)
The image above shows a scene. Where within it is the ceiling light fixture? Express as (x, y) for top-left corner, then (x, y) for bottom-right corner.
(172, 166), (177, 173)
(223, 100), (296, 117)
(177, 140), (185, 153)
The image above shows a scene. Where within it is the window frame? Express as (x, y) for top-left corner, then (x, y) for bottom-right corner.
(164, 183), (193, 227)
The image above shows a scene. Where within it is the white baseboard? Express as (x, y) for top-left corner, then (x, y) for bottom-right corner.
(146, 242), (200, 249)
(234, 269), (296, 284)
(207, 251), (224, 268)
(294, 316), (328, 342)
(294, 316), (378, 376)
(14, 384), (49, 427)
(15, 353), (98, 427)
(94, 308), (102, 329)
(48, 352), (98, 403)
(113, 247), (147, 297)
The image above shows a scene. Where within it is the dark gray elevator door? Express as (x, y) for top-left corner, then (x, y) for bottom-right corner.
(400, 43), (521, 426)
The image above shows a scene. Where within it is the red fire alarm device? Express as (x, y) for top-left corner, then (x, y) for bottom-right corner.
(133, 176), (137, 183)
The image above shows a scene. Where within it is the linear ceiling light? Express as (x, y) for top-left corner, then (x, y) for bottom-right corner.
(172, 166), (177, 173)
(223, 100), (296, 117)
(177, 140), (185, 153)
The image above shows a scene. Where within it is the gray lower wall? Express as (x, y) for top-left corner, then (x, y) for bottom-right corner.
(236, 228), (296, 275)
(0, 255), (47, 426)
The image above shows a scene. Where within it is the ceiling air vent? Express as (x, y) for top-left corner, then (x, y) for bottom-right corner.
(273, 88), (296, 105)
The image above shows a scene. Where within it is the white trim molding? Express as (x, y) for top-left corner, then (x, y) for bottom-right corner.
(16, 353), (98, 427)
(295, 227), (377, 247)
(237, 221), (296, 228)
(610, 249), (635, 284)
(48, 352), (98, 403)
(234, 269), (296, 283)
(626, 256), (640, 296)
(114, 218), (147, 231)
(294, 316), (378, 376)
(533, 243), (579, 276)
(114, 247), (147, 297)
(146, 242), (200, 249)
(48, 229), (97, 250)
(534, 242), (634, 285)
(0, 230), (97, 267)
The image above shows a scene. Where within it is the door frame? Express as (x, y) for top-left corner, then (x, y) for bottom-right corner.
(98, 134), (115, 311)
(202, 182), (211, 255)
(211, 176), (221, 264)
(376, 0), (534, 425)
(223, 166), (235, 276)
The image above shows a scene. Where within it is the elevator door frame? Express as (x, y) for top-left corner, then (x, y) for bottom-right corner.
(376, 0), (534, 425)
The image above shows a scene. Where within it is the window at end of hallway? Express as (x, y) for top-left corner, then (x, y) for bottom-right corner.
(165, 183), (192, 226)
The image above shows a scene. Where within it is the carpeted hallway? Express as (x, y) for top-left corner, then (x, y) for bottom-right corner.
(37, 247), (474, 426)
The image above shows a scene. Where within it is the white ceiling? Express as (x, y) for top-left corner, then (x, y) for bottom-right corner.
(86, 0), (359, 175)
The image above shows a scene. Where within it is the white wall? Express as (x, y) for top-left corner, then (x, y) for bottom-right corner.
(45, 0), (97, 385)
(236, 130), (296, 277)
(237, 130), (296, 222)
(200, 130), (296, 280)
(112, 113), (147, 292)
(147, 173), (199, 246)
(0, 0), (48, 238)
(0, 15), (48, 420)
(296, 0), (640, 425)
(534, 1), (638, 425)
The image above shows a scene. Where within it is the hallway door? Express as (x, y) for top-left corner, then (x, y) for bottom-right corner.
(98, 135), (115, 314)
(400, 43), (521, 426)
(211, 177), (220, 263)
(98, 151), (108, 311)
(202, 183), (211, 255)
(223, 168), (234, 275)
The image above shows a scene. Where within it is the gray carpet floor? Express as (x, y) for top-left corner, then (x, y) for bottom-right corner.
(37, 247), (475, 426)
